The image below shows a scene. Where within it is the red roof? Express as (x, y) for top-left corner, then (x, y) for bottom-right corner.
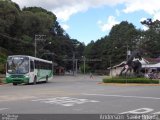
(145, 58), (160, 64)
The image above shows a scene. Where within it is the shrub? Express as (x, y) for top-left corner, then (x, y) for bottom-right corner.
(103, 77), (159, 84)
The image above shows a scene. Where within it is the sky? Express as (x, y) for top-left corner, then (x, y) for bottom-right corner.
(12, 0), (160, 45)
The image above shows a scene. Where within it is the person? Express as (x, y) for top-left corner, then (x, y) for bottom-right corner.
(90, 72), (93, 79)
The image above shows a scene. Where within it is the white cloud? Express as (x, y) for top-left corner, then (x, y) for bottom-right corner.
(12, 0), (160, 22)
(123, 0), (160, 20)
(98, 16), (119, 32)
(61, 24), (70, 30)
(142, 26), (149, 31)
(53, 1), (89, 21)
(12, 0), (127, 21)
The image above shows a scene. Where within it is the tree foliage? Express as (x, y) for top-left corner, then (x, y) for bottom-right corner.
(85, 20), (160, 71)
(0, 0), (85, 72)
(1, 0), (160, 74)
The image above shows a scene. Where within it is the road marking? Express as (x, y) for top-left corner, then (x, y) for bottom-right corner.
(0, 95), (37, 102)
(82, 93), (160, 100)
(120, 108), (153, 114)
(32, 97), (99, 107)
(0, 108), (8, 111)
(120, 108), (160, 115)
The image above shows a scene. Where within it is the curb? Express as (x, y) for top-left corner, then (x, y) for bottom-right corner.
(0, 83), (5, 86)
(98, 82), (160, 86)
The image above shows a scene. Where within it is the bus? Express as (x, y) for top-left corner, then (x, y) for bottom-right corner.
(5, 55), (53, 85)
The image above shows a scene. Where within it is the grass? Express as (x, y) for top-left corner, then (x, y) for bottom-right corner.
(103, 76), (159, 84)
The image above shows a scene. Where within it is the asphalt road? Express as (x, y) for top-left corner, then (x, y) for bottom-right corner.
(0, 74), (160, 115)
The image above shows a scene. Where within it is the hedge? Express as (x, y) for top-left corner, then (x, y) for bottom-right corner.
(103, 77), (159, 84)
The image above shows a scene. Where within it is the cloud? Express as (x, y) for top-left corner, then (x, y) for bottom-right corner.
(61, 24), (70, 30)
(123, 0), (160, 20)
(98, 16), (119, 32)
(12, 0), (127, 21)
(12, 0), (160, 22)
(53, 1), (89, 21)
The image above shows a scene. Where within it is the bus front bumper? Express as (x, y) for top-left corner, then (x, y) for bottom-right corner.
(6, 76), (29, 84)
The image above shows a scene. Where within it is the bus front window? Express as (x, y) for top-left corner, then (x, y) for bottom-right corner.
(7, 56), (29, 74)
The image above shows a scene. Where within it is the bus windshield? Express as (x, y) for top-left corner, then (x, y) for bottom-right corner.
(7, 56), (29, 74)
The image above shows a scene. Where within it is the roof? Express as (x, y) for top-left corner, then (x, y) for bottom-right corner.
(108, 58), (150, 69)
(142, 63), (160, 68)
(107, 61), (126, 69)
(145, 58), (160, 64)
(108, 57), (160, 70)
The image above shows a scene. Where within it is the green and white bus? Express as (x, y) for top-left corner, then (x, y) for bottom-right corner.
(6, 55), (53, 85)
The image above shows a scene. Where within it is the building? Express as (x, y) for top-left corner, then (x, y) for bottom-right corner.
(108, 58), (160, 77)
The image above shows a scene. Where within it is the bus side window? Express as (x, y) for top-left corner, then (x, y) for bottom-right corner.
(30, 61), (34, 72)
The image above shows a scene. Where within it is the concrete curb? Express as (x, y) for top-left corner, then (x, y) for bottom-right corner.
(98, 82), (160, 86)
(0, 83), (5, 86)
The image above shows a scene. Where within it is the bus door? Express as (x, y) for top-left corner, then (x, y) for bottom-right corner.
(30, 60), (35, 83)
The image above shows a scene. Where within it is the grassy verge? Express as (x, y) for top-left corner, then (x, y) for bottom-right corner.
(103, 77), (159, 84)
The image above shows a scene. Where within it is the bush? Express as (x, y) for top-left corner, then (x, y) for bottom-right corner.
(103, 77), (159, 84)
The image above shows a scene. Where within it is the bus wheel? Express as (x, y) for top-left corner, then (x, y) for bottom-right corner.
(13, 83), (17, 86)
(33, 76), (37, 85)
(45, 75), (48, 83)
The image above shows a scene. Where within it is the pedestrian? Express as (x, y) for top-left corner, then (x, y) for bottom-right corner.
(90, 72), (93, 79)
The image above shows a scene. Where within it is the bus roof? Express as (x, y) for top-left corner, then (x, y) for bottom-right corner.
(7, 55), (52, 64)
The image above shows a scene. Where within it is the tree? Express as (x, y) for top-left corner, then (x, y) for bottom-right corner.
(85, 21), (140, 71)
(0, 0), (19, 34)
(141, 19), (160, 57)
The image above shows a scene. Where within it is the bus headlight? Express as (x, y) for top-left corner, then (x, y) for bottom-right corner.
(25, 75), (29, 78)
(6, 74), (10, 78)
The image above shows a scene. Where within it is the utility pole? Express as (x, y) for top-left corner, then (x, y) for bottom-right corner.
(64, 56), (101, 75)
(72, 52), (75, 76)
(81, 57), (101, 74)
(82, 56), (86, 74)
(75, 59), (78, 75)
(35, 34), (46, 57)
(63, 52), (77, 76)
(126, 44), (131, 61)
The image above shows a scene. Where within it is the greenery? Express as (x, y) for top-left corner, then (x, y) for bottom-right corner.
(0, 0), (85, 73)
(0, 0), (160, 74)
(103, 77), (159, 84)
(85, 20), (160, 71)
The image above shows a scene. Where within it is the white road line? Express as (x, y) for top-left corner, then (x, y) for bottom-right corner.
(32, 97), (99, 107)
(82, 93), (160, 100)
(0, 108), (9, 111)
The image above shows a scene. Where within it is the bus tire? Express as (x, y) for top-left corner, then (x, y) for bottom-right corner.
(13, 83), (17, 86)
(33, 76), (37, 85)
